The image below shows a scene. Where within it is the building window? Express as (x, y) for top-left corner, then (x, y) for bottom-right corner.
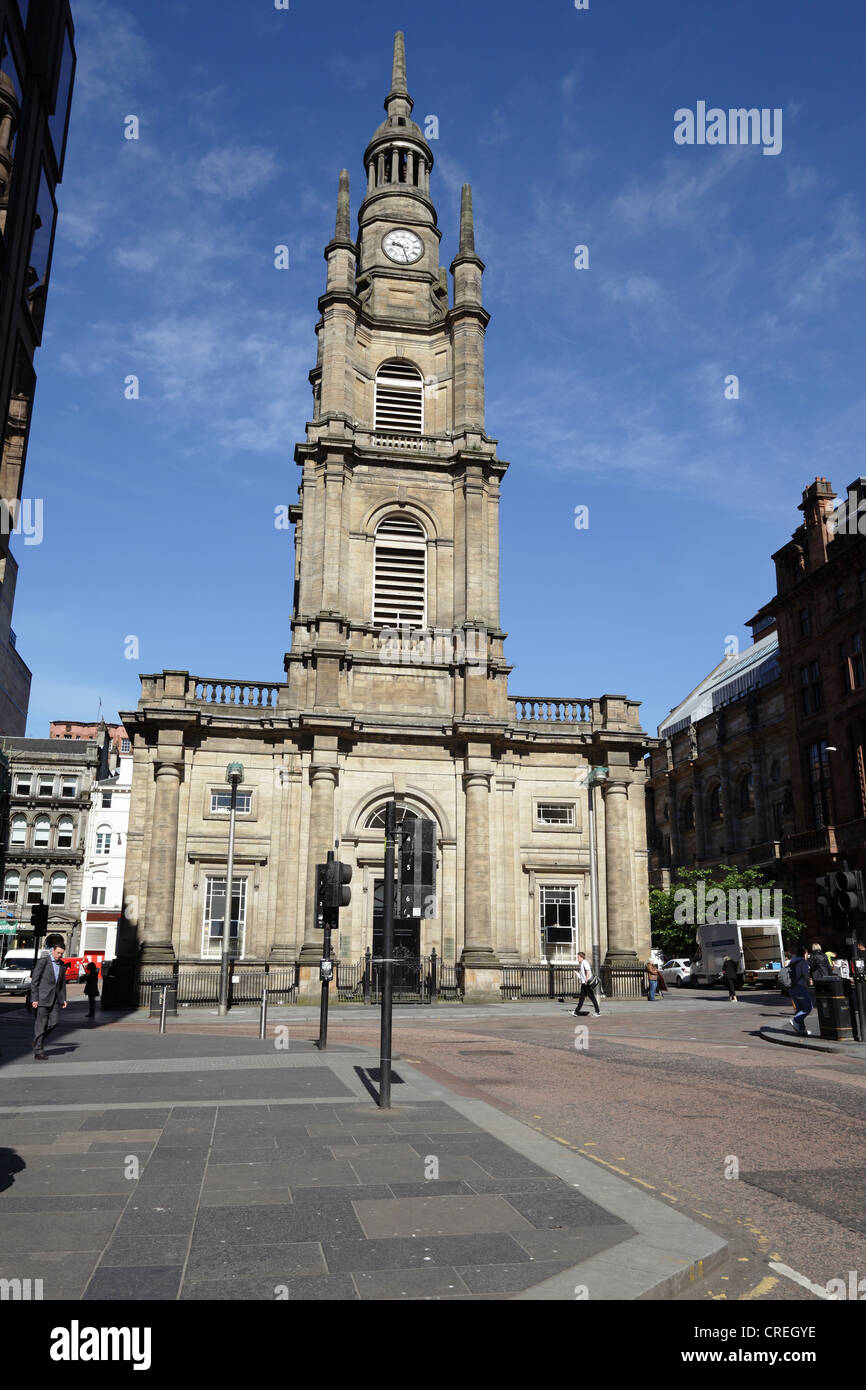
(202, 875), (247, 959)
(26, 873), (44, 905)
(95, 825), (111, 855)
(849, 633), (865, 691)
(739, 771), (754, 812)
(50, 873), (67, 906)
(770, 761), (781, 782)
(210, 790), (252, 815)
(90, 882), (107, 907)
(101, 792), (112, 808)
(10, 815), (26, 845)
(372, 513), (427, 627)
(38, 777), (53, 797)
(536, 803), (576, 826)
(365, 803), (420, 831)
(772, 801), (784, 837)
(799, 608), (811, 637)
(3, 871), (19, 903)
(121, 738), (130, 752)
(799, 661), (823, 715)
(539, 884), (578, 963)
(681, 796), (695, 831)
(15, 776), (31, 796)
(374, 359), (424, 434)
(61, 778), (77, 798)
(806, 741), (834, 829)
(57, 817), (73, 849)
(33, 816), (50, 848)
(709, 785), (723, 822)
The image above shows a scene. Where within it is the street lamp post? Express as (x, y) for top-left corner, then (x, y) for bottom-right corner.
(218, 763), (243, 1017)
(581, 766), (608, 978)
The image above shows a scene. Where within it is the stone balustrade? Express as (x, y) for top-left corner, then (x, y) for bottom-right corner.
(510, 696), (593, 724)
(189, 678), (281, 709)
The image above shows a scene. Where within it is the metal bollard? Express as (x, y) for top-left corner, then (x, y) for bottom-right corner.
(259, 984), (268, 1041)
(159, 986), (168, 1034)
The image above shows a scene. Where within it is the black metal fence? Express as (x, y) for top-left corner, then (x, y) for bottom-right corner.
(337, 948), (462, 1004)
(136, 962), (297, 1009)
(500, 965), (582, 999)
(600, 964), (648, 1000)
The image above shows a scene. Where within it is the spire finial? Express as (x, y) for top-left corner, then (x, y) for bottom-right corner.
(335, 168), (350, 240)
(391, 31), (407, 97)
(459, 184), (475, 253)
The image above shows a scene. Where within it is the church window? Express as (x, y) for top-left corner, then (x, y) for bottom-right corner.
(681, 796), (695, 831)
(539, 884), (578, 963)
(536, 803), (575, 826)
(709, 785), (723, 822)
(739, 771), (754, 812)
(373, 514), (427, 627)
(202, 875), (247, 959)
(374, 359), (423, 434)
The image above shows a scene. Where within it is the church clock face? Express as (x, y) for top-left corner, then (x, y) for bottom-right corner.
(382, 228), (423, 264)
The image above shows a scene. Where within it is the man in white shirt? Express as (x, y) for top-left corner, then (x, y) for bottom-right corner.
(572, 951), (601, 1017)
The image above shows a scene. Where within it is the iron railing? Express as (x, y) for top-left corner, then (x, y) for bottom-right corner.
(500, 964), (583, 999)
(136, 962), (297, 1008)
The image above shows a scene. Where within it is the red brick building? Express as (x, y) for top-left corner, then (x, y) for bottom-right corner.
(770, 476), (866, 945)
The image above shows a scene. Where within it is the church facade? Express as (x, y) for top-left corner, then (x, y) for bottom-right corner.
(119, 35), (652, 1001)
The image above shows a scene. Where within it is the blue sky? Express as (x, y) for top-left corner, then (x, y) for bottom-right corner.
(16, 0), (866, 736)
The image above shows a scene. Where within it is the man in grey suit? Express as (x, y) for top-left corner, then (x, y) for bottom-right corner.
(30, 935), (67, 1060)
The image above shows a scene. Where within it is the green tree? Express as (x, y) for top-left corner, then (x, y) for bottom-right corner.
(650, 865), (804, 959)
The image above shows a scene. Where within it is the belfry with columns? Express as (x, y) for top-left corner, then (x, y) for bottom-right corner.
(119, 34), (652, 1001)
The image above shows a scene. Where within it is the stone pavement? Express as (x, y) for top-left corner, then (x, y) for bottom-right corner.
(0, 997), (726, 1301)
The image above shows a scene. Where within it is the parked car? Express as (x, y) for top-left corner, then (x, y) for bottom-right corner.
(660, 958), (693, 987)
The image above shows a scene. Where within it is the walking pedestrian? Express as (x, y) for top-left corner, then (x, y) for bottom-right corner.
(83, 961), (100, 1019)
(29, 935), (67, 1060)
(646, 957), (660, 1001)
(721, 956), (739, 1002)
(572, 951), (601, 1017)
(787, 946), (813, 1036)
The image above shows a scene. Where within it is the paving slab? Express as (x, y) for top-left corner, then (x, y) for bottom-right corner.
(0, 1004), (726, 1300)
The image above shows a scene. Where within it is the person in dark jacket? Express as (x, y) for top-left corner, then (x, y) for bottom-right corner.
(29, 935), (68, 1059)
(787, 948), (813, 1036)
(809, 943), (833, 981)
(83, 961), (100, 1019)
(721, 956), (739, 1002)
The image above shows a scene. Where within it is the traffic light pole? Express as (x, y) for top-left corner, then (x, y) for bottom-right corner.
(378, 801), (397, 1110)
(316, 851), (335, 1051)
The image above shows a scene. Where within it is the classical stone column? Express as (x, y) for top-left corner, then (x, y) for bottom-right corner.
(296, 763), (338, 999)
(141, 761), (183, 964)
(602, 778), (638, 968)
(461, 771), (501, 1001)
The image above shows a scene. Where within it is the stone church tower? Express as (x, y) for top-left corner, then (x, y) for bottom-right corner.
(119, 35), (652, 1001)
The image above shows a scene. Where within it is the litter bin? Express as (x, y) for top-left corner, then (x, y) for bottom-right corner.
(149, 982), (177, 1018)
(814, 976), (854, 1042)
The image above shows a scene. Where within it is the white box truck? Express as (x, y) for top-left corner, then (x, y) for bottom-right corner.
(0, 947), (49, 996)
(691, 920), (784, 989)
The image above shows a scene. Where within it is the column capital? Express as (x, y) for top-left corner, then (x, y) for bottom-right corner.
(462, 771), (492, 792)
(309, 764), (339, 788)
(154, 760), (183, 782)
(601, 777), (630, 797)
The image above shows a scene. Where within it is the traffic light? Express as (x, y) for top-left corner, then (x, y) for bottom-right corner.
(816, 874), (833, 922)
(30, 903), (48, 934)
(315, 864), (328, 930)
(323, 859), (352, 910)
(398, 817), (436, 918)
(834, 869), (863, 930)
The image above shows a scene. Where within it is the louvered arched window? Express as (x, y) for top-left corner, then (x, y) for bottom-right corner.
(373, 514), (427, 627)
(374, 360), (423, 435)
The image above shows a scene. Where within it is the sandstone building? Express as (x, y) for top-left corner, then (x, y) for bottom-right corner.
(118, 35), (652, 1001)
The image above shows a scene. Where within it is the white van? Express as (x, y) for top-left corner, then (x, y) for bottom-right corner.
(0, 948), (48, 996)
(691, 921), (784, 989)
